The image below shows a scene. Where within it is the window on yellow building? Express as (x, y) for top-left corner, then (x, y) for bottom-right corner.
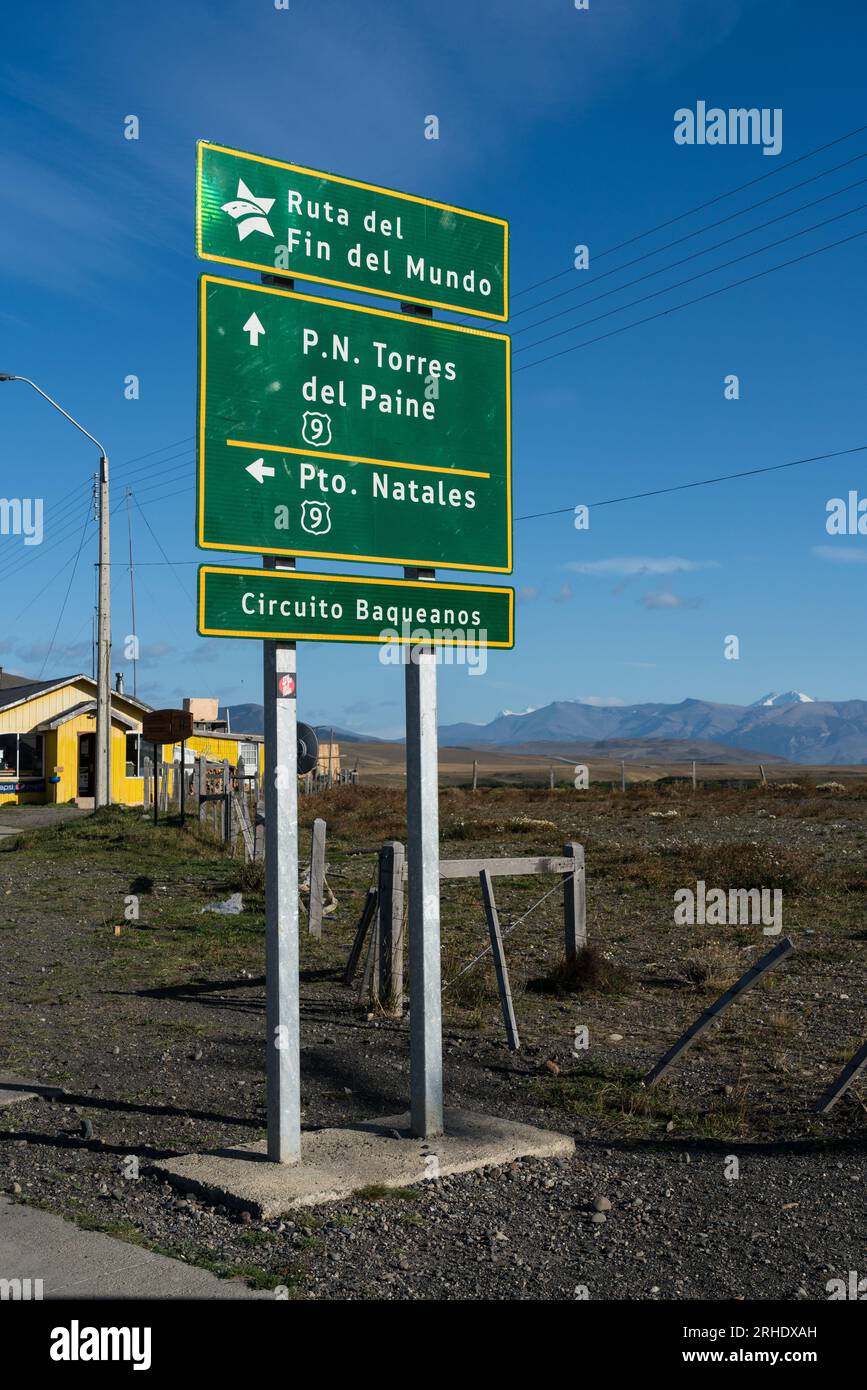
(0, 734), (44, 778)
(126, 733), (142, 777)
(18, 734), (44, 777)
(0, 735), (15, 773)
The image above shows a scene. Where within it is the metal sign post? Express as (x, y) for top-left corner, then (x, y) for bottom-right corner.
(404, 580), (444, 1138)
(262, 555), (301, 1163)
(195, 141), (510, 1160)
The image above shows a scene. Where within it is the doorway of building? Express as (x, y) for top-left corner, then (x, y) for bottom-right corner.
(77, 733), (96, 798)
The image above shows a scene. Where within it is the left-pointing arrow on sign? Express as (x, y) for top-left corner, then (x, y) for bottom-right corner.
(246, 456), (275, 484)
(243, 312), (265, 346)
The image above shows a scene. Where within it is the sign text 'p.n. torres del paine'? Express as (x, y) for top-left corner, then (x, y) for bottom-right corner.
(196, 140), (508, 321)
(197, 275), (511, 572)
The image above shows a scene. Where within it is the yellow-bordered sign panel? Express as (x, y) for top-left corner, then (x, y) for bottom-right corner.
(198, 565), (515, 648)
(196, 140), (508, 322)
(197, 274), (512, 573)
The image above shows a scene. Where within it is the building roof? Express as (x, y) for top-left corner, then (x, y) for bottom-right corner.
(0, 675), (153, 717)
(0, 669), (37, 690)
(35, 700), (140, 732)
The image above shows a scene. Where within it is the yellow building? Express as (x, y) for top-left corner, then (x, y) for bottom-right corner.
(0, 675), (263, 808)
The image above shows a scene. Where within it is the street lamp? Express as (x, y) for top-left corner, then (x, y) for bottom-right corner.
(0, 374), (112, 807)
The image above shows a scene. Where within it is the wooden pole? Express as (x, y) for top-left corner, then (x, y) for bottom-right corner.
(691, 760), (696, 792)
(621, 760), (626, 793)
(377, 840), (405, 1015)
(222, 760), (231, 844)
(479, 869), (519, 1051)
(307, 817), (326, 938)
(562, 841), (586, 961)
(472, 758), (478, 792)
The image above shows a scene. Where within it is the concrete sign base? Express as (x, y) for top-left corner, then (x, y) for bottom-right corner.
(154, 1108), (574, 1219)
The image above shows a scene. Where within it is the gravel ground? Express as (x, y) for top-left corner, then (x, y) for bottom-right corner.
(0, 787), (864, 1300)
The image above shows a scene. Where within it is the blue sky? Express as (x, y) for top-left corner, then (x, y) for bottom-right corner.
(1, 0), (865, 736)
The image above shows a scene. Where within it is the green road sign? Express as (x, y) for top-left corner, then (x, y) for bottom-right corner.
(198, 566), (515, 647)
(196, 141), (508, 322)
(197, 275), (512, 572)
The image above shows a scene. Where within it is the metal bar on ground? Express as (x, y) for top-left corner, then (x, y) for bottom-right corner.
(344, 888), (378, 985)
(644, 936), (795, 1087)
(562, 841), (586, 961)
(479, 869), (520, 1051)
(814, 1038), (867, 1113)
(262, 556), (301, 1164)
(307, 817), (326, 938)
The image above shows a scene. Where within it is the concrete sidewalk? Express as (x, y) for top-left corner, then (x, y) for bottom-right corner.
(0, 1198), (271, 1299)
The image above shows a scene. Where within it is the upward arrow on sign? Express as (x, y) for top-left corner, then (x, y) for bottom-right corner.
(243, 312), (265, 346)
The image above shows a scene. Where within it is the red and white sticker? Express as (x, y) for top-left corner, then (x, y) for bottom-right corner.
(277, 673), (296, 698)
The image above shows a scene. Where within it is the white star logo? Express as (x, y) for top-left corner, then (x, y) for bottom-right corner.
(220, 179), (275, 241)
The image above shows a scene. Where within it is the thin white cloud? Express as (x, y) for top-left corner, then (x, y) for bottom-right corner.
(812, 545), (867, 564)
(565, 556), (719, 576)
(642, 590), (698, 609)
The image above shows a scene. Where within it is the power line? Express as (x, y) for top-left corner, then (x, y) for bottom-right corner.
(514, 224), (867, 373)
(514, 443), (867, 521)
(513, 164), (867, 335)
(130, 492), (194, 603)
(510, 121), (867, 303)
(514, 201), (867, 358)
(36, 502), (93, 673)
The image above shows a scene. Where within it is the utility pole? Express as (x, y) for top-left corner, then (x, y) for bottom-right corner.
(0, 375), (111, 805)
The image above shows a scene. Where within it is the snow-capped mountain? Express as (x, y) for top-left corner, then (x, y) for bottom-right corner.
(440, 694), (867, 764)
(751, 691), (816, 708)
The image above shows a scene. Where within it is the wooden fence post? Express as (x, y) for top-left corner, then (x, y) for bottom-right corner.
(376, 840), (405, 1015)
(479, 869), (520, 1051)
(143, 759), (151, 811)
(472, 759), (478, 792)
(562, 841), (586, 961)
(222, 761), (231, 844)
(196, 755), (206, 818)
(691, 760), (697, 792)
(621, 760), (626, 793)
(308, 817), (327, 938)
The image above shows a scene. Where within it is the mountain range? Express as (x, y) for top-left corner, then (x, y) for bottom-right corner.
(223, 692), (867, 763)
(439, 692), (867, 764)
